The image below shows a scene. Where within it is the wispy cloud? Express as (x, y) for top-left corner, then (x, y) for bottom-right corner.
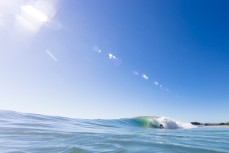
(46, 49), (58, 62)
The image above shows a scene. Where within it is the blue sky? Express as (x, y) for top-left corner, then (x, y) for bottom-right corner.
(0, 0), (229, 122)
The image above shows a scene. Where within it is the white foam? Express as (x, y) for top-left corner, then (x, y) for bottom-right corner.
(156, 117), (197, 129)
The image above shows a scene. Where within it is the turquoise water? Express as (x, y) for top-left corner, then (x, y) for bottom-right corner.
(0, 110), (228, 153)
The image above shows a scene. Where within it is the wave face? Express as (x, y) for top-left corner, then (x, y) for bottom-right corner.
(128, 116), (196, 129)
(0, 110), (229, 153)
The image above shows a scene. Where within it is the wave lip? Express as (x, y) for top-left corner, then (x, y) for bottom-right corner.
(130, 116), (197, 129)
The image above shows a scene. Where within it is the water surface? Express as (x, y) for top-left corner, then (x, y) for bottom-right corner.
(0, 110), (228, 153)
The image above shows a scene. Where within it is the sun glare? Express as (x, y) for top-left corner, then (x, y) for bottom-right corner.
(21, 5), (48, 23)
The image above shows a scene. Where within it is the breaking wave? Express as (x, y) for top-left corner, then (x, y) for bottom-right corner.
(1, 110), (228, 153)
(127, 116), (196, 129)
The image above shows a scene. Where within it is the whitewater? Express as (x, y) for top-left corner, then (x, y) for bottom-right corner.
(0, 110), (228, 153)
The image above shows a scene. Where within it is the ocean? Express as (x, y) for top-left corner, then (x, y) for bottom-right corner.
(0, 110), (228, 153)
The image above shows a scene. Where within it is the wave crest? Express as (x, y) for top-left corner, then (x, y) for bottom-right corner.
(130, 116), (196, 129)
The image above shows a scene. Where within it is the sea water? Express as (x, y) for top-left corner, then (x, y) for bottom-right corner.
(0, 110), (228, 153)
